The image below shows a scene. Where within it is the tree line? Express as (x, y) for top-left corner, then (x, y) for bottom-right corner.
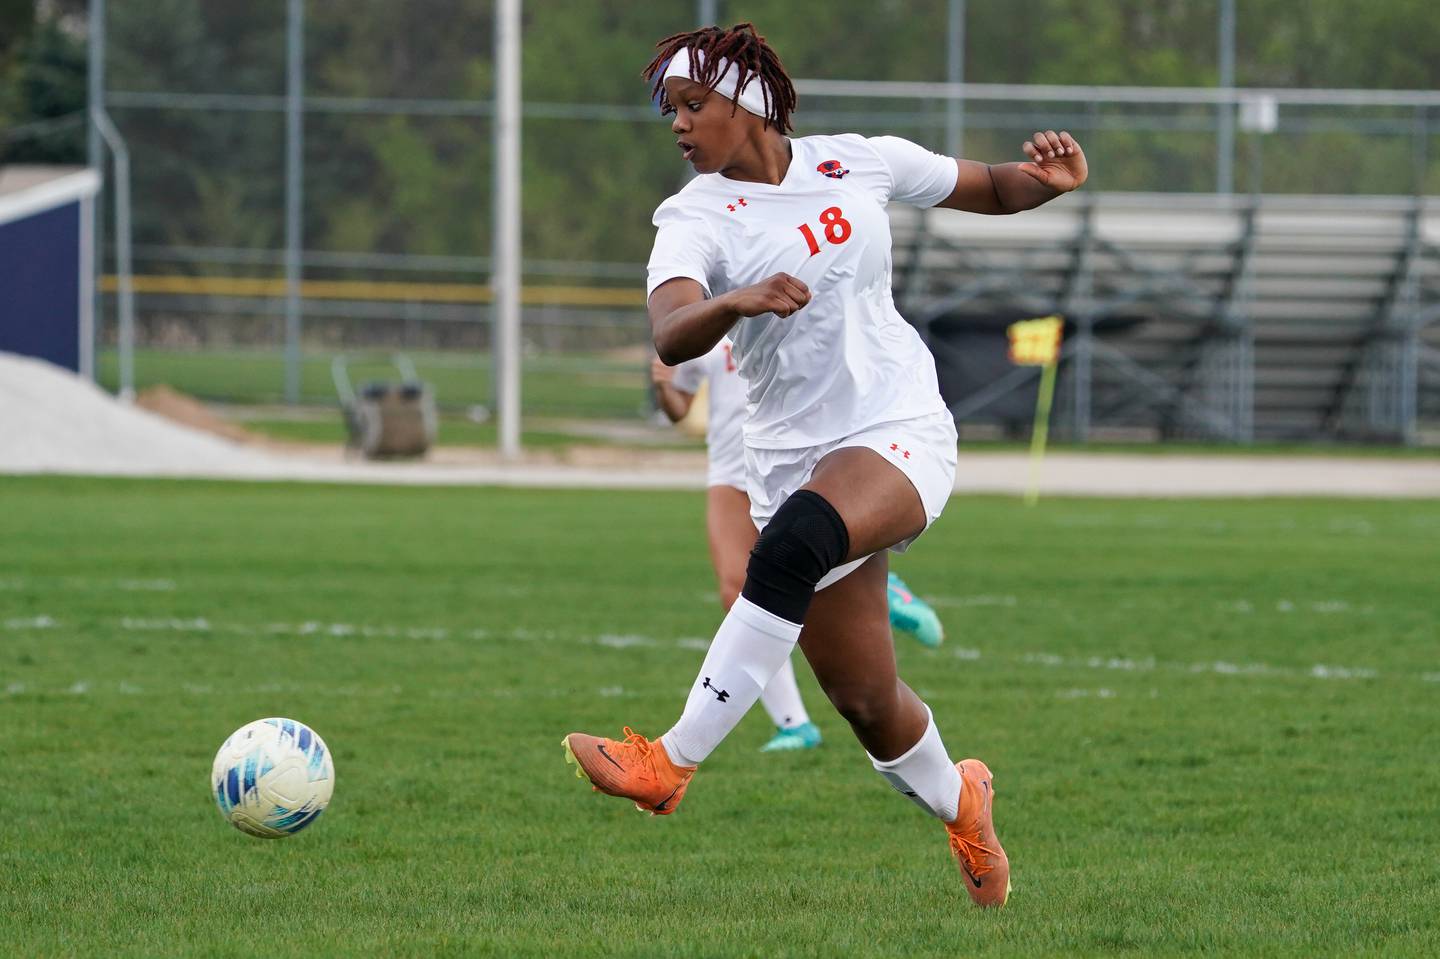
(3, 0), (1437, 274)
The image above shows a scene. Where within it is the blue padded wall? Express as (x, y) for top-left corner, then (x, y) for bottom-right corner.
(0, 202), (81, 372)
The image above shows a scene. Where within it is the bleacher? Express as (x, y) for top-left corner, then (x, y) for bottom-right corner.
(892, 192), (1440, 443)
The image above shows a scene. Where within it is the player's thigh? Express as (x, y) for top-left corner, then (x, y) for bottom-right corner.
(705, 484), (756, 608)
(796, 552), (898, 699)
(802, 447), (927, 561)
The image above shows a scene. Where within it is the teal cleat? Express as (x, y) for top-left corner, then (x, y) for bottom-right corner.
(760, 721), (822, 753)
(888, 572), (944, 648)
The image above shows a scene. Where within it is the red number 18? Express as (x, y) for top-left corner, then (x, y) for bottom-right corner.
(797, 206), (852, 256)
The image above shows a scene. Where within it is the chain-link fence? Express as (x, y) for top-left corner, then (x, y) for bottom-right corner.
(79, 0), (1440, 441)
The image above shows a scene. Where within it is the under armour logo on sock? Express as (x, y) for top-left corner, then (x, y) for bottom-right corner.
(702, 677), (730, 702)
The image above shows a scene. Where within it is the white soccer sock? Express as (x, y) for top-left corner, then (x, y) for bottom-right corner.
(759, 656), (812, 730)
(868, 706), (962, 822)
(661, 596), (802, 766)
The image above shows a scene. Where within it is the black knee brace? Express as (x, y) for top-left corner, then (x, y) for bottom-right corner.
(740, 490), (851, 624)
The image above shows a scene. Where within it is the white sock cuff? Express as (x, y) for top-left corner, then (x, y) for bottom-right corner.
(660, 729), (702, 769)
(867, 705), (960, 822)
(730, 594), (804, 639)
(867, 705), (936, 770)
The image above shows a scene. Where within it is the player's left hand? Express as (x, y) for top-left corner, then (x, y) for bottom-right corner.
(1017, 130), (1087, 193)
(650, 355), (676, 385)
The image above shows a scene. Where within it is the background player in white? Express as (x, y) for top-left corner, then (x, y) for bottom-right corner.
(651, 341), (947, 753)
(565, 23), (1087, 907)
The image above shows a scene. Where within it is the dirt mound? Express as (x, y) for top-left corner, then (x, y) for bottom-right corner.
(135, 385), (260, 444)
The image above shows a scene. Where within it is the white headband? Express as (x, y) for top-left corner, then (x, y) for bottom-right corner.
(662, 46), (773, 121)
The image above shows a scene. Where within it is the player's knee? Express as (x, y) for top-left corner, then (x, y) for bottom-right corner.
(741, 490), (850, 623)
(823, 681), (895, 733)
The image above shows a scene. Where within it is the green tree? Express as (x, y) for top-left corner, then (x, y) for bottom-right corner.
(79, 0), (1440, 267)
(0, 10), (86, 165)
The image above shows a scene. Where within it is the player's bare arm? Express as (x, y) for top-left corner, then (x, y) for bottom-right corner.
(938, 130), (1088, 215)
(649, 273), (810, 365)
(651, 356), (696, 422)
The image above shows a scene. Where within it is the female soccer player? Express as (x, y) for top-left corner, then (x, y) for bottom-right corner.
(651, 344), (946, 753)
(565, 23), (1087, 907)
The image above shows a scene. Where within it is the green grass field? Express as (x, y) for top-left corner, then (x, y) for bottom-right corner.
(2, 477), (1438, 957)
(97, 348), (651, 418)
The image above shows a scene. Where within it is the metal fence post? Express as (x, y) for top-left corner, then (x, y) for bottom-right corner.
(1072, 317), (1092, 442)
(1065, 203), (1096, 442)
(1413, 106), (1428, 196)
(1217, 0), (1236, 194)
(494, 0), (522, 458)
(86, 0), (104, 382)
(284, 0), (305, 405)
(91, 110), (133, 400)
(945, 0), (965, 157)
(78, 192), (95, 380)
(1399, 204), (1422, 444)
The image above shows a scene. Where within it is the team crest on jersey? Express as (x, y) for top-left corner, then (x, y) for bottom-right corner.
(816, 159), (849, 180)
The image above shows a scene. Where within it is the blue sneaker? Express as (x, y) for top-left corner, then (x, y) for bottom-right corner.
(888, 572), (944, 648)
(760, 721), (822, 753)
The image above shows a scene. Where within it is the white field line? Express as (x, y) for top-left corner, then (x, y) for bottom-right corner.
(1055, 687), (1163, 700)
(0, 680), (642, 701)
(120, 616), (211, 632)
(926, 595), (1376, 615)
(0, 589), (1383, 631)
(1022, 649), (1396, 683)
(3, 614), (1433, 700)
(3, 615), (57, 629)
(0, 577), (177, 592)
(595, 634), (658, 649)
(116, 579), (177, 591)
(9, 447), (1439, 497)
(1308, 664), (1379, 680)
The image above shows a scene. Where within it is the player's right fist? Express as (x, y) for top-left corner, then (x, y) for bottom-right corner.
(725, 273), (811, 319)
(650, 355), (675, 385)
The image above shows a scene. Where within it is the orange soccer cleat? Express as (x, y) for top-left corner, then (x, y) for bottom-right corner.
(562, 727), (696, 815)
(945, 758), (1011, 907)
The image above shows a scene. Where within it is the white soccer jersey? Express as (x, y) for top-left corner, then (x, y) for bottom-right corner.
(646, 134), (958, 450)
(672, 337), (747, 489)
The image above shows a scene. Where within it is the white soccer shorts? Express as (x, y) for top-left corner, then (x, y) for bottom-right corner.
(744, 409), (958, 590)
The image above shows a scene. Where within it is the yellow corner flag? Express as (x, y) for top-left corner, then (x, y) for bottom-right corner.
(1006, 316), (1065, 505)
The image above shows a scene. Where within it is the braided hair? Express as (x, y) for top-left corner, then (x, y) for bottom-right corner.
(642, 23), (797, 133)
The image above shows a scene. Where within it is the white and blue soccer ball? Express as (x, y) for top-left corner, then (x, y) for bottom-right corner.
(211, 718), (334, 838)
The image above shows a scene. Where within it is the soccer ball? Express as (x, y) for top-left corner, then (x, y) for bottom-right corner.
(211, 718), (334, 838)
